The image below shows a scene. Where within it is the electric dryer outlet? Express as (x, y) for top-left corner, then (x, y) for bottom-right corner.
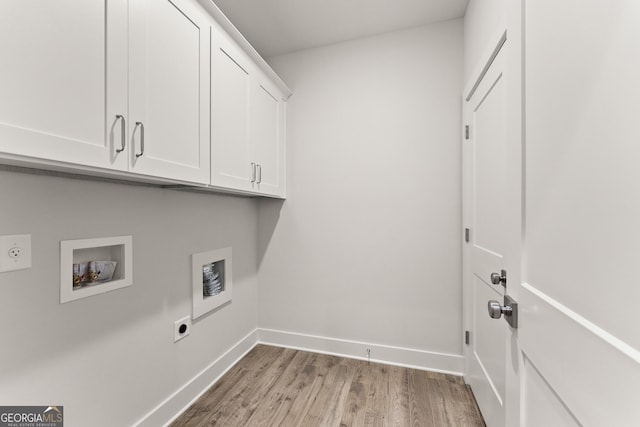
(174, 316), (191, 342)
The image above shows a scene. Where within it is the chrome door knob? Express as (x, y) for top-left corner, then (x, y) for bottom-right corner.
(488, 300), (512, 319)
(490, 269), (507, 287)
(487, 295), (518, 328)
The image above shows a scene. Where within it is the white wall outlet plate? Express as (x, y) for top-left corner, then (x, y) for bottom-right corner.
(0, 234), (31, 273)
(174, 316), (191, 342)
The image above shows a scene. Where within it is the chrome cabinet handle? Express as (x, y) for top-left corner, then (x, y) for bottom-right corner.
(115, 115), (126, 153)
(251, 162), (256, 183)
(135, 121), (145, 158)
(257, 164), (262, 184)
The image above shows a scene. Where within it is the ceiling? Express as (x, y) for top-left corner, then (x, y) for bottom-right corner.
(211, 0), (470, 58)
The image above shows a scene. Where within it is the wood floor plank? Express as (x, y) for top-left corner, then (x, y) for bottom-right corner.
(339, 376), (367, 426)
(464, 385), (486, 426)
(243, 349), (313, 426)
(208, 347), (298, 426)
(172, 345), (485, 427)
(174, 345), (289, 426)
(427, 376), (448, 427)
(363, 361), (390, 427)
(249, 353), (319, 426)
(408, 368), (436, 427)
(171, 357), (251, 426)
(275, 353), (342, 426)
(387, 365), (410, 427)
(343, 359), (379, 426)
(426, 375), (484, 427)
(440, 380), (486, 427)
(302, 360), (355, 427)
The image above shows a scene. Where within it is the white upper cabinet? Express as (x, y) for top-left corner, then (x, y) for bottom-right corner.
(210, 30), (287, 197)
(0, 0), (289, 196)
(129, 0), (210, 184)
(0, 0), (128, 170)
(210, 30), (252, 192)
(0, 0), (210, 184)
(250, 80), (286, 197)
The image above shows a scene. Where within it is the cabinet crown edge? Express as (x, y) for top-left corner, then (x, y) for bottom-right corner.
(197, 0), (292, 99)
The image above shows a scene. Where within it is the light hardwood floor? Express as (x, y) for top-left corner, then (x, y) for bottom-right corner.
(171, 345), (485, 427)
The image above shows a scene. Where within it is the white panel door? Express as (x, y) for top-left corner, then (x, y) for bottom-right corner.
(517, 0), (640, 425)
(0, 0), (128, 170)
(463, 45), (513, 427)
(129, 0), (210, 184)
(210, 31), (252, 191)
(250, 81), (285, 197)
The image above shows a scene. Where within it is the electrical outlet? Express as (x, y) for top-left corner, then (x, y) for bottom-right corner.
(0, 234), (31, 273)
(8, 247), (22, 258)
(174, 316), (191, 342)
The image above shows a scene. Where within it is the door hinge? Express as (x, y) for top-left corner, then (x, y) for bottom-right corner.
(465, 125), (470, 140)
(464, 228), (470, 243)
(465, 330), (470, 345)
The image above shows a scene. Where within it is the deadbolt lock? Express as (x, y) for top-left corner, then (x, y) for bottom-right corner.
(487, 295), (518, 328)
(490, 269), (507, 287)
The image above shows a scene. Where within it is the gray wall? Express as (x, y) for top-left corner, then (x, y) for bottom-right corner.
(0, 171), (258, 426)
(259, 20), (464, 356)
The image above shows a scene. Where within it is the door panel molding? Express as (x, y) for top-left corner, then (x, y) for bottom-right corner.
(522, 282), (640, 363)
(522, 356), (581, 427)
(464, 30), (507, 102)
(520, 282), (640, 425)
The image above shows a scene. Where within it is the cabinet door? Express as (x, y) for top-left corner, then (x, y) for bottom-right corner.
(250, 80), (285, 197)
(129, 0), (210, 184)
(0, 0), (128, 170)
(210, 32), (252, 191)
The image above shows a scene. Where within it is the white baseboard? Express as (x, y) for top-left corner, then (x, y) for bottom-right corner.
(258, 328), (464, 376)
(134, 328), (258, 427)
(135, 327), (464, 426)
